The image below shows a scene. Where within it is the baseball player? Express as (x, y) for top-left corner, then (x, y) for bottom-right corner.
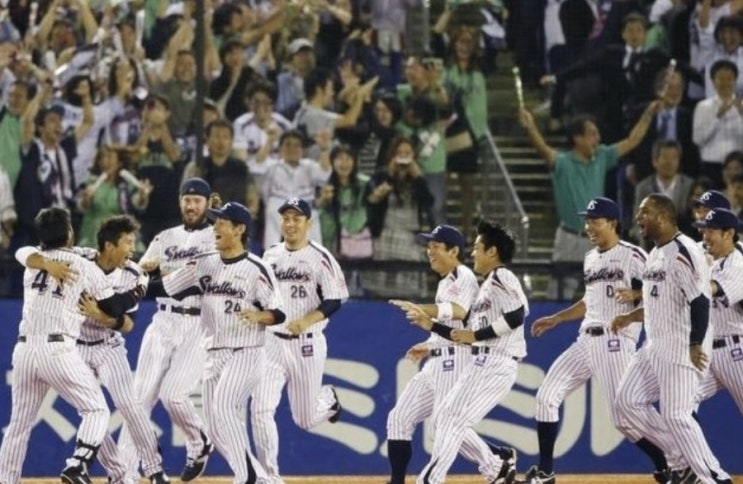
(159, 202), (286, 484)
(250, 197), (347, 484)
(118, 178), (217, 481)
(518, 198), (671, 484)
(387, 224), (517, 484)
(695, 209), (743, 414)
(15, 216), (169, 484)
(612, 194), (732, 484)
(0, 208), (140, 484)
(408, 221), (528, 484)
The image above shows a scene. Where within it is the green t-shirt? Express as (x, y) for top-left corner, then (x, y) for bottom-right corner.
(320, 174), (370, 252)
(444, 66), (488, 140)
(552, 144), (619, 233)
(0, 112), (22, 188)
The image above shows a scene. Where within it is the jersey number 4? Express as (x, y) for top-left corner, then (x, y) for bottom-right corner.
(31, 271), (64, 297)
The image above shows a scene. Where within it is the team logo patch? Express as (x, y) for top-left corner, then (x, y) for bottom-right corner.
(301, 344), (314, 357)
(607, 339), (621, 352)
(731, 347), (743, 362)
(442, 359), (455, 372)
(474, 354), (487, 367)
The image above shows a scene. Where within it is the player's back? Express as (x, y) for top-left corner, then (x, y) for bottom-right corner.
(582, 241), (647, 340)
(710, 245), (743, 337)
(20, 249), (110, 338)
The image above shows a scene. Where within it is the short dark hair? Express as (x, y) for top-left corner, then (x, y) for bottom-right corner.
(652, 139), (682, 160)
(279, 129), (306, 147)
(710, 59), (738, 80)
(304, 68), (333, 100)
(205, 119), (234, 137)
(654, 67), (684, 93)
(646, 193), (677, 223)
(477, 220), (516, 264)
(723, 150), (743, 169)
(97, 215), (140, 252)
(565, 114), (597, 146)
(218, 39), (244, 63)
(731, 173), (743, 185)
(11, 80), (37, 100)
(246, 80), (278, 103)
(622, 12), (648, 30)
(35, 207), (72, 250)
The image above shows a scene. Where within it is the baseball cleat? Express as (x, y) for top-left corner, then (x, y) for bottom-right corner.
(60, 465), (91, 484)
(517, 465), (555, 484)
(181, 433), (214, 482)
(652, 468), (670, 483)
(491, 447), (517, 484)
(149, 471), (171, 484)
(669, 467), (699, 484)
(328, 387), (342, 423)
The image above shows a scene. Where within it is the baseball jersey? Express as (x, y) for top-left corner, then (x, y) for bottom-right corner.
(232, 112), (293, 180)
(263, 241), (348, 334)
(469, 266), (529, 358)
(581, 241), (647, 340)
(163, 252), (283, 348)
(140, 224), (215, 309)
(710, 246), (743, 338)
(642, 233), (712, 366)
(426, 264), (480, 348)
(19, 248), (113, 338)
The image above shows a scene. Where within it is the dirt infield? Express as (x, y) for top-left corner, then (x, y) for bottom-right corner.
(23, 476), (742, 484)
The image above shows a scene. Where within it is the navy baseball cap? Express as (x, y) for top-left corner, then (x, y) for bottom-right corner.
(577, 197), (620, 220)
(278, 197), (312, 218)
(693, 208), (741, 230)
(207, 202), (252, 227)
(416, 225), (466, 249)
(180, 178), (211, 198)
(694, 190), (730, 210)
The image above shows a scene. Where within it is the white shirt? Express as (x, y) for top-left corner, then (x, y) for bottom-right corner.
(0, 165), (15, 224)
(692, 95), (743, 163)
(232, 111), (292, 183)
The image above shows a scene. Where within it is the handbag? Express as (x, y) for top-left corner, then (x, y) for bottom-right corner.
(339, 227), (373, 260)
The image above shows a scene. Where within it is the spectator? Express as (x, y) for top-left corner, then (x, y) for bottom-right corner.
(692, 59), (743, 188)
(696, 13), (743, 98)
(261, 130), (331, 247)
(678, 176), (716, 239)
(397, 55), (450, 117)
(722, 149), (743, 201)
(209, 39), (264, 122)
(729, 173), (743, 218)
(154, 50), (198, 137)
(315, 0), (353, 69)
(518, 103), (656, 299)
(0, 80), (36, 189)
(276, 38), (316, 119)
(105, 56), (145, 146)
(0, 164), (15, 251)
(370, 0), (418, 89)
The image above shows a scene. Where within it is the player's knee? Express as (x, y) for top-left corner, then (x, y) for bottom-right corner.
(661, 410), (693, 429)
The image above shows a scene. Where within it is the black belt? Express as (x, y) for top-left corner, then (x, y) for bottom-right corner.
(471, 346), (518, 361)
(76, 339), (106, 346)
(159, 304), (201, 316)
(713, 335), (740, 349)
(18, 334), (64, 343)
(585, 326), (605, 336)
(430, 347), (456, 357)
(560, 225), (587, 237)
(274, 332), (313, 341)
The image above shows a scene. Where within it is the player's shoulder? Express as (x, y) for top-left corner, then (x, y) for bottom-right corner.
(308, 240), (338, 264)
(452, 264), (478, 284)
(490, 266), (521, 289)
(122, 260), (144, 277)
(617, 240), (648, 261)
(263, 243), (284, 258)
(233, 111), (255, 130)
(668, 234), (705, 271)
(72, 246), (98, 261)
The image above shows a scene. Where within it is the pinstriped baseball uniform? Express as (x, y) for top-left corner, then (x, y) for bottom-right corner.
(164, 251), (284, 483)
(387, 264), (503, 480)
(615, 234), (731, 482)
(118, 224), (215, 476)
(698, 246), (743, 414)
(251, 241), (348, 483)
(417, 267), (529, 484)
(0, 249), (114, 484)
(536, 241), (646, 441)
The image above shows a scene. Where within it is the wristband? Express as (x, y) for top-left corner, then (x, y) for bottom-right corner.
(436, 302), (453, 321)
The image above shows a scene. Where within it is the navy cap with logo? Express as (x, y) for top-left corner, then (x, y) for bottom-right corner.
(692, 208), (741, 231)
(416, 224), (466, 249)
(180, 178), (211, 198)
(694, 190), (730, 210)
(207, 202), (252, 227)
(278, 197), (312, 218)
(577, 197), (620, 220)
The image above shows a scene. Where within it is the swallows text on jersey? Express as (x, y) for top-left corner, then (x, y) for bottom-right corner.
(273, 266), (311, 282)
(584, 268), (625, 285)
(642, 269), (666, 282)
(164, 246), (203, 261)
(199, 276), (247, 298)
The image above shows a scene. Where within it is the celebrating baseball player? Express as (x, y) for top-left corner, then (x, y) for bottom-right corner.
(695, 209), (743, 415)
(14, 215), (169, 484)
(0, 208), (141, 484)
(250, 197), (347, 484)
(612, 194), (732, 484)
(517, 198), (670, 484)
(118, 178), (217, 481)
(408, 220), (528, 484)
(158, 202), (285, 484)
(387, 224), (516, 484)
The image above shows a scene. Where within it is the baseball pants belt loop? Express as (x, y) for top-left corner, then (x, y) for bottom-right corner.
(274, 332), (313, 341)
(585, 326), (605, 336)
(158, 303), (201, 316)
(713, 335), (741, 349)
(560, 224), (588, 237)
(429, 347), (457, 357)
(471, 346), (519, 361)
(18, 334), (65, 343)
(76, 339), (106, 346)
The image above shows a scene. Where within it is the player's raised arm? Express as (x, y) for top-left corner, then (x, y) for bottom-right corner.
(518, 108), (558, 167)
(16, 246), (79, 285)
(531, 300), (587, 337)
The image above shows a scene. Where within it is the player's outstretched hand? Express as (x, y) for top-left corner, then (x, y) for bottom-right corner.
(690, 344), (709, 372)
(139, 259), (159, 273)
(452, 329), (475, 344)
(610, 313), (633, 334)
(614, 287), (640, 304)
(406, 308), (433, 330)
(44, 260), (79, 286)
(389, 299), (415, 312)
(406, 343), (429, 363)
(78, 293), (103, 321)
(531, 316), (558, 337)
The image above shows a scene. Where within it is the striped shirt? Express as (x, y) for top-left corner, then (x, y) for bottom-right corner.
(710, 245), (743, 338)
(163, 252), (283, 348)
(469, 267), (529, 358)
(427, 264), (480, 348)
(581, 240), (647, 341)
(19, 248), (113, 338)
(643, 233), (712, 366)
(263, 241), (348, 334)
(232, 111), (293, 181)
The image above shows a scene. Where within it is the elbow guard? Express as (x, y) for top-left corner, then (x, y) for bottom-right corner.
(317, 299), (342, 318)
(503, 306), (526, 329)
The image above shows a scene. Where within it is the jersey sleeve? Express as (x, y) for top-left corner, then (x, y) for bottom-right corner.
(140, 233), (162, 268)
(253, 261), (283, 311)
(449, 270), (480, 311)
(163, 260), (202, 295)
(492, 270), (526, 314)
(715, 255), (743, 306)
(316, 252), (349, 301)
(629, 246), (647, 288)
(672, 247), (708, 302)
